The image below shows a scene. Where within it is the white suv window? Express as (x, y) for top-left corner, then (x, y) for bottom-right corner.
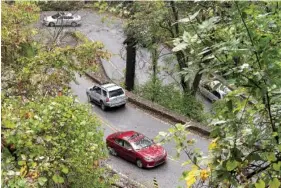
(109, 89), (124, 98)
(102, 90), (107, 97)
(96, 87), (101, 95)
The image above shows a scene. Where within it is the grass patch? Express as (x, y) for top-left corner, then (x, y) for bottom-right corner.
(134, 77), (207, 122)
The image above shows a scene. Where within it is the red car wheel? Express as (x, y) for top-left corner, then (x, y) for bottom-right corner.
(108, 147), (117, 156)
(136, 159), (143, 168)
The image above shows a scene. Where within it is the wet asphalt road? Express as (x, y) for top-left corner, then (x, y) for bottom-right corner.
(74, 10), (213, 112)
(39, 10), (210, 187)
(75, 10), (177, 86)
(40, 9), (212, 112)
(70, 75), (209, 188)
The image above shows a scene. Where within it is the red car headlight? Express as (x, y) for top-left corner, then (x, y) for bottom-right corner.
(144, 157), (154, 162)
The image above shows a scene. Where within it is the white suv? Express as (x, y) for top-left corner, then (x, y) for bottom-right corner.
(199, 80), (231, 102)
(86, 83), (127, 110)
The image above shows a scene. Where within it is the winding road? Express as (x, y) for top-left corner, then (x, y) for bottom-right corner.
(70, 75), (209, 188)
(40, 9), (212, 112)
(40, 10), (210, 188)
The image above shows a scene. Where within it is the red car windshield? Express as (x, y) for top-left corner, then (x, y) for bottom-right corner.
(131, 137), (153, 150)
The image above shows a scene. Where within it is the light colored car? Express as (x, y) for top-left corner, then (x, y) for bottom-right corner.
(199, 80), (231, 102)
(43, 12), (81, 27)
(86, 83), (127, 110)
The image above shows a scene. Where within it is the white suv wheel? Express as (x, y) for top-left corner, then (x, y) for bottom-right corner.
(101, 102), (106, 111)
(87, 94), (91, 102)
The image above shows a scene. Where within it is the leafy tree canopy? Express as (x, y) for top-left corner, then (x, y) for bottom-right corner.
(1, 2), (112, 187)
(157, 1), (281, 187)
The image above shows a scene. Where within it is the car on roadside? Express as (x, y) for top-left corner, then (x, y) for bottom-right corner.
(86, 83), (127, 110)
(106, 131), (167, 168)
(199, 80), (231, 102)
(42, 12), (81, 27)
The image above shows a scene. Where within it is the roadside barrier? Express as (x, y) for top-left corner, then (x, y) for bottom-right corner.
(84, 71), (211, 137)
(153, 177), (159, 188)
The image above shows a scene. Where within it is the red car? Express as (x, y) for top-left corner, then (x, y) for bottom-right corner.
(106, 131), (167, 168)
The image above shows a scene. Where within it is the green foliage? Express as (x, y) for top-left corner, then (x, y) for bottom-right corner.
(2, 3), (110, 98)
(135, 77), (206, 122)
(2, 96), (110, 187)
(92, 1), (132, 17)
(37, 1), (84, 11)
(1, 2), (40, 67)
(166, 1), (281, 187)
(1, 2), (114, 187)
(123, 1), (169, 47)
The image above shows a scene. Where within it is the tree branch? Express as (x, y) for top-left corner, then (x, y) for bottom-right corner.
(235, 2), (278, 143)
(235, 2), (262, 70)
(159, 21), (175, 38)
(246, 163), (270, 179)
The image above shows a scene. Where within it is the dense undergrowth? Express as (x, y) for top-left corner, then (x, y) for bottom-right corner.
(135, 77), (207, 123)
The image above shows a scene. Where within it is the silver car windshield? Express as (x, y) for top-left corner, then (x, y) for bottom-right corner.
(109, 88), (124, 98)
(131, 137), (153, 150)
(52, 13), (60, 19)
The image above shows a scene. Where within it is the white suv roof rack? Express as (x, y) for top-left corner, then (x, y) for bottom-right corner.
(102, 83), (116, 89)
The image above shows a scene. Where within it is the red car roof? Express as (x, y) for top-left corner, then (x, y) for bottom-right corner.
(115, 131), (144, 143)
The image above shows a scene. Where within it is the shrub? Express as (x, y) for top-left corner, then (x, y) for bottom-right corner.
(135, 77), (206, 122)
(1, 96), (111, 187)
(37, 1), (84, 11)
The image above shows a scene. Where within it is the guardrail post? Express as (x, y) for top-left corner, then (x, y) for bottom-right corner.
(153, 177), (159, 188)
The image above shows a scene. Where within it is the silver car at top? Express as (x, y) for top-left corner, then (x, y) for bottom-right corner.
(43, 12), (81, 27)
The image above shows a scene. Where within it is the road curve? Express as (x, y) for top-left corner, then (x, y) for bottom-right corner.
(70, 75), (209, 188)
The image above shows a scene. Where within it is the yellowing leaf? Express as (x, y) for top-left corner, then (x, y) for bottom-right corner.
(185, 166), (199, 188)
(93, 160), (99, 167)
(186, 176), (196, 188)
(29, 171), (39, 179)
(209, 142), (217, 150)
(200, 169), (209, 181)
(25, 112), (33, 119)
(20, 165), (28, 177)
(209, 137), (219, 150)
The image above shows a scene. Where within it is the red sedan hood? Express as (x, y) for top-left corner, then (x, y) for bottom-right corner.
(137, 144), (165, 158)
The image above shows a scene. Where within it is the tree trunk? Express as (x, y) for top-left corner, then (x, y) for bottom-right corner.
(124, 36), (137, 91)
(151, 47), (159, 102)
(191, 48), (212, 95)
(170, 1), (189, 93)
(175, 52), (189, 93)
(191, 68), (203, 96)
